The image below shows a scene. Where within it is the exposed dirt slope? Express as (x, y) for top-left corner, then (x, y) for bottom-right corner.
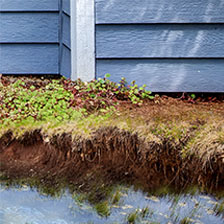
(0, 125), (223, 192)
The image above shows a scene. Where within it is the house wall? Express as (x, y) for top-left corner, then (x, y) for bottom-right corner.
(0, 0), (59, 74)
(1, 0), (224, 92)
(95, 0), (224, 92)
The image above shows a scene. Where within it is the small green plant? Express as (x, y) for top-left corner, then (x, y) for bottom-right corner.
(0, 79), (80, 127)
(112, 190), (121, 205)
(190, 94), (196, 100)
(127, 210), (139, 223)
(72, 193), (86, 207)
(180, 217), (193, 224)
(140, 207), (149, 218)
(94, 201), (110, 217)
(63, 74), (154, 112)
(126, 207), (151, 224)
(214, 201), (224, 216)
(128, 80), (154, 105)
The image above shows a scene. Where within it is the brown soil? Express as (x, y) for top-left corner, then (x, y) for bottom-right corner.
(0, 120), (223, 193)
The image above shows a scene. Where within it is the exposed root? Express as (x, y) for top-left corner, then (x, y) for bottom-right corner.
(0, 127), (223, 192)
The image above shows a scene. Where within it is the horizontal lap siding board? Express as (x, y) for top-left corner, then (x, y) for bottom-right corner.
(96, 0), (224, 92)
(0, 0), (58, 11)
(97, 59), (224, 92)
(96, 24), (224, 58)
(96, 0), (224, 23)
(60, 0), (71, 78)
(0, 13), (58, 43)
(0, 44), (58, 74)
(0, 0), (59, 75)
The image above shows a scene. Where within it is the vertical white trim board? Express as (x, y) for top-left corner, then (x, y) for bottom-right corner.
(70, 0), (95, 81)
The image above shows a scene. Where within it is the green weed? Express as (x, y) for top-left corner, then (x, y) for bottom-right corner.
(94, 201), (110, 217)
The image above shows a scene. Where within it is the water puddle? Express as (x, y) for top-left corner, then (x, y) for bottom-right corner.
(0, 184), (223, 224)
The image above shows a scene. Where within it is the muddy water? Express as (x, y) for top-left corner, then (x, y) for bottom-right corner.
(0, 184), (223, 224)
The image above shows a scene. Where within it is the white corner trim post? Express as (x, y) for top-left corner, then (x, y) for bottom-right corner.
(70, 0), (95, 81)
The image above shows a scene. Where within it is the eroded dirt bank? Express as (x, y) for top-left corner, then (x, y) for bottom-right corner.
(0, 127), (223, 193)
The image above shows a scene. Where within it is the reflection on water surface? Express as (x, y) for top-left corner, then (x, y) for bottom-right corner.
(0, 184), (223, 224)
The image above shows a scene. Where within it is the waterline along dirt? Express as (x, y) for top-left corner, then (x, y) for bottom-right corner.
(0, 76), (223, 194)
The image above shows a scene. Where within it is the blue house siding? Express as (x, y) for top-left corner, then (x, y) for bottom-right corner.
(96, 24), (224, 58)
(0, 0), (58, 12)
(96, 0), (224, 23)
(60, 0), (71, 78)
(0, 0), (224, 92)
(96, 0), (224, 92)
(0, 0), (59, 74)
(0, 44), (58, 74)
(97, 59), (224, 92)
(0, 13), (58, 43)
